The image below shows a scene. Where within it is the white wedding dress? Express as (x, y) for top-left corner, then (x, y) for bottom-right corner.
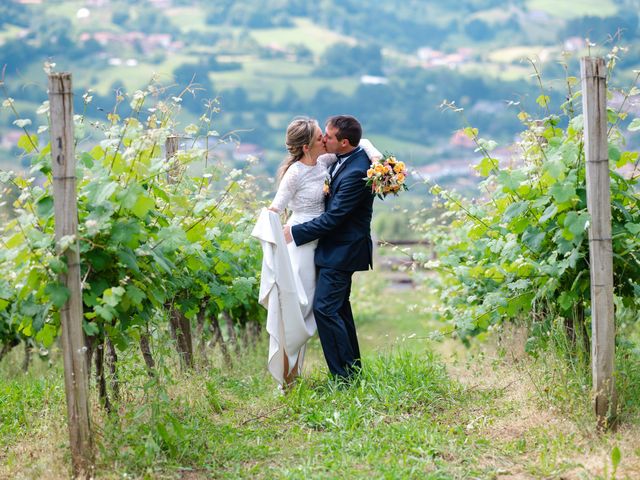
(267, 139), (381, 380)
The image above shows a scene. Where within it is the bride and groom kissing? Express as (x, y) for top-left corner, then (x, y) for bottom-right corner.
(252, 115), (382, 389)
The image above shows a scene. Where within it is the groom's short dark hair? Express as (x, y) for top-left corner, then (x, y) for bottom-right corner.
(327, 115), (362, 147)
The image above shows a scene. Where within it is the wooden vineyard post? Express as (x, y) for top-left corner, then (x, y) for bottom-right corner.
(48, 72), (94, 476)
(165, 135), (194, 368)
(580, 57), (617, 429)
(165, 134), (180, 182)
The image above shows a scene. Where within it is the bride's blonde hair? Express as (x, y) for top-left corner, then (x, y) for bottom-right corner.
(276, 116), (319, 183)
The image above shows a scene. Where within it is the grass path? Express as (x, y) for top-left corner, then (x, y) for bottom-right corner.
(1, 276), (640, 478)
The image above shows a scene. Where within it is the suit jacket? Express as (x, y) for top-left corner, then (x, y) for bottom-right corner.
(291, 147), (374, 272)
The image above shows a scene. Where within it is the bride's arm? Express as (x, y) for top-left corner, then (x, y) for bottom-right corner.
(360, 138), (382, 161)
(269, 166), (298, 213)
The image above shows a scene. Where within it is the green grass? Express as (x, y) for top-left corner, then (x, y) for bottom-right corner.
(2, 279), (640, 478)
(527, 0), (618, 18)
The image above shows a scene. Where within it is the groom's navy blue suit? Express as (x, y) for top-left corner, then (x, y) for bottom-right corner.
(291, 146), (373, 378)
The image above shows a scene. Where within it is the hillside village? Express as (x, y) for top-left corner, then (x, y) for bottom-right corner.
(1, 0), (639, 188)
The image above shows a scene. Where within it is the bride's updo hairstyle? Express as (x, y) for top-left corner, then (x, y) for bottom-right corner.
(277, 116), (319, 183)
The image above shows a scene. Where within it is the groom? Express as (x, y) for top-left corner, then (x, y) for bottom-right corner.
(284, 115), (374, 380)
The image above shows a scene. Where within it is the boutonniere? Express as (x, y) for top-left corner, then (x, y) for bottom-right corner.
(323, 174), (331, 197)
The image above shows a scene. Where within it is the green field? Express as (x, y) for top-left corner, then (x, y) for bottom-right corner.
(250, 18), (355, 55)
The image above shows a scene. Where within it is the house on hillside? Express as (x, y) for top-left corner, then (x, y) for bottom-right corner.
(360, 75), (388, 85)
(232, 143), (264, 162)
(416, 47), (472, 69)
(564, 37), (585, 52)
(449, 130), (475, 149)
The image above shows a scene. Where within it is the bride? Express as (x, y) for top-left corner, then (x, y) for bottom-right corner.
(268, 116), (380, 387)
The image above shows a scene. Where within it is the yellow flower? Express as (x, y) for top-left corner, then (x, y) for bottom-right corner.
(382, 165), (391, 174)
(387, 156), (396, 164)
(393, 162), (405, 173)
(374, 164), (385, 174)
(396, 172), (405, 183)
(367, 168), (374, 178)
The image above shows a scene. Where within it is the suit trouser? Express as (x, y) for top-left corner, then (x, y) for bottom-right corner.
(313, 267), (361, 378)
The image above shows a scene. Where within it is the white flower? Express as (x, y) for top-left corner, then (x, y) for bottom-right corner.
(13, 119), (32, 128)
(36, 101), (50, 115)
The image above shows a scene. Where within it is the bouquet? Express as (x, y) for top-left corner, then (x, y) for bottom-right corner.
(365, 154), (408, 199)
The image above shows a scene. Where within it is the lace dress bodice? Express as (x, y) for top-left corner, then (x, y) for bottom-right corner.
(270, 155), (336, 225)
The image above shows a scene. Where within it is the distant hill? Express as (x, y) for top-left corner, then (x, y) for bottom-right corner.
(1, 0), (639, 176)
